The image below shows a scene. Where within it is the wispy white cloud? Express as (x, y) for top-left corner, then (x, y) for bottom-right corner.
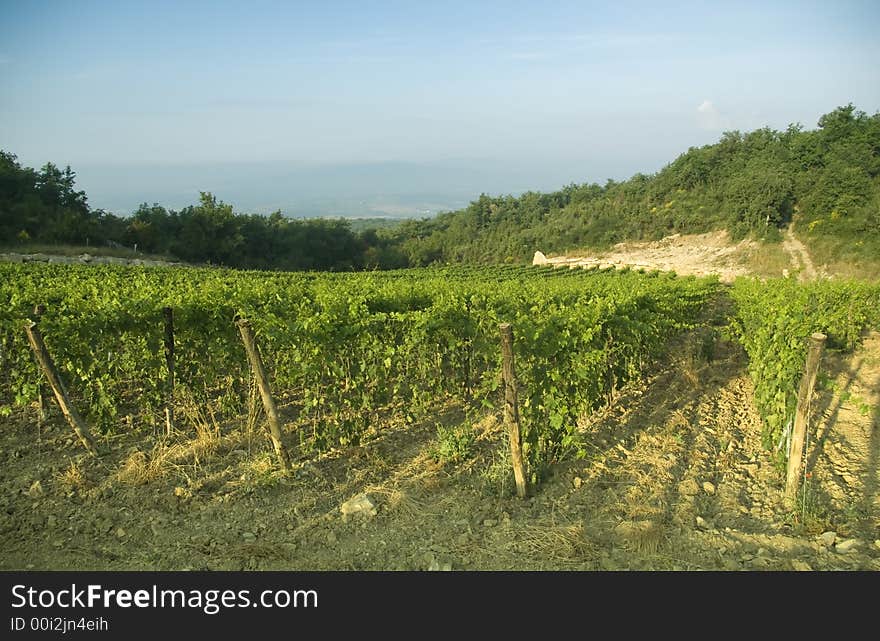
(696, 100), (731, 130)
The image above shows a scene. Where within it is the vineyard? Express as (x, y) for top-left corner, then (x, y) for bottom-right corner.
(1, 261), (879, 570)
(0, 263), (719, 473)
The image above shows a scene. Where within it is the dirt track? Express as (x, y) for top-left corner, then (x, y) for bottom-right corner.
(782, 223), (819, 281)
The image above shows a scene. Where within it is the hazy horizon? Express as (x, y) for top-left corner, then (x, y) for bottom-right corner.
(71, 155), (664, 217)
(2, 0), (879, 217)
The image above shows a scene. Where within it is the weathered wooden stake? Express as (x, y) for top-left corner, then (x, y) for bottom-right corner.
(32, 305), (48, 425)
(785, 332), (827, 502)
(162, 306), (175, 436)
(24, 320), (99, 457)
(236, 318), (291, 473)
(499, 323), (528, 498)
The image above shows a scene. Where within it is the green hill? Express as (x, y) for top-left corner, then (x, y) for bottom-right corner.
(388, 104), (880, 272)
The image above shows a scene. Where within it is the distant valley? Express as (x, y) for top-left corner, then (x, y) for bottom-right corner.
(72, 159), (588, 218)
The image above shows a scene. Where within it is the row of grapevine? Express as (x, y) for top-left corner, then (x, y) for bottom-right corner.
(1, 262), (718, 477)
(730, 277), (880, 455)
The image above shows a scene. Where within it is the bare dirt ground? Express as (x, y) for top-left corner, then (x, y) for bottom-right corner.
(533, 228), (828, 283)
(534, 230), (760, 282)
(2, 319), (878, 571)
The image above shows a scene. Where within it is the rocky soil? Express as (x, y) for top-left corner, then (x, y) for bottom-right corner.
(2, 326), (877, 572)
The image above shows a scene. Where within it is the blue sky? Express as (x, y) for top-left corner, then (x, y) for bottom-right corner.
(1, 0), (879, 215)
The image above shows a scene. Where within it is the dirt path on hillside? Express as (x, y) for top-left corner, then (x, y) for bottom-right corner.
(782, 223), (819, 281)
(534, 227), (826, 283)
(534, 231), (760, 283)
(2, 323), (877, 571)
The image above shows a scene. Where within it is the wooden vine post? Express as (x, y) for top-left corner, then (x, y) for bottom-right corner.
(162, 306), (175, 436)
(24, 318), (99, 457)
(236, 318), (291, 473)
(32, 305), (48, 425)
(499, 323), (528, 498)
(785, 332), (827, 502)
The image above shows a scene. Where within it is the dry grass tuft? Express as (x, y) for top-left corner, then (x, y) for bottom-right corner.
(473, 413), (504, 440)
(176, 389), (224, 441)
(365, 485), (436, 519)
(614, 519), (666, 554)
(54, 461), (89, 493)
(114, 450), (164, 485)
(113, 426), (255, 487)
(516, 522), (597, 562)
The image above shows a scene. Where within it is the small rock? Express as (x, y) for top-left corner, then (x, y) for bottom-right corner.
(340, 494), (377, 519)
(818, 531), (837, 546)
(702, 481), (716, 495)
(27, 480), (44, 498)
(835, 538), (861, 554)
(482, 519), (497, 527)
(695, 516), (711, 529)
(115, 527), (126, 539)
(678, 479), (700, 497)
(242, 531), (256, 542)
(791, 560), (812, 572)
